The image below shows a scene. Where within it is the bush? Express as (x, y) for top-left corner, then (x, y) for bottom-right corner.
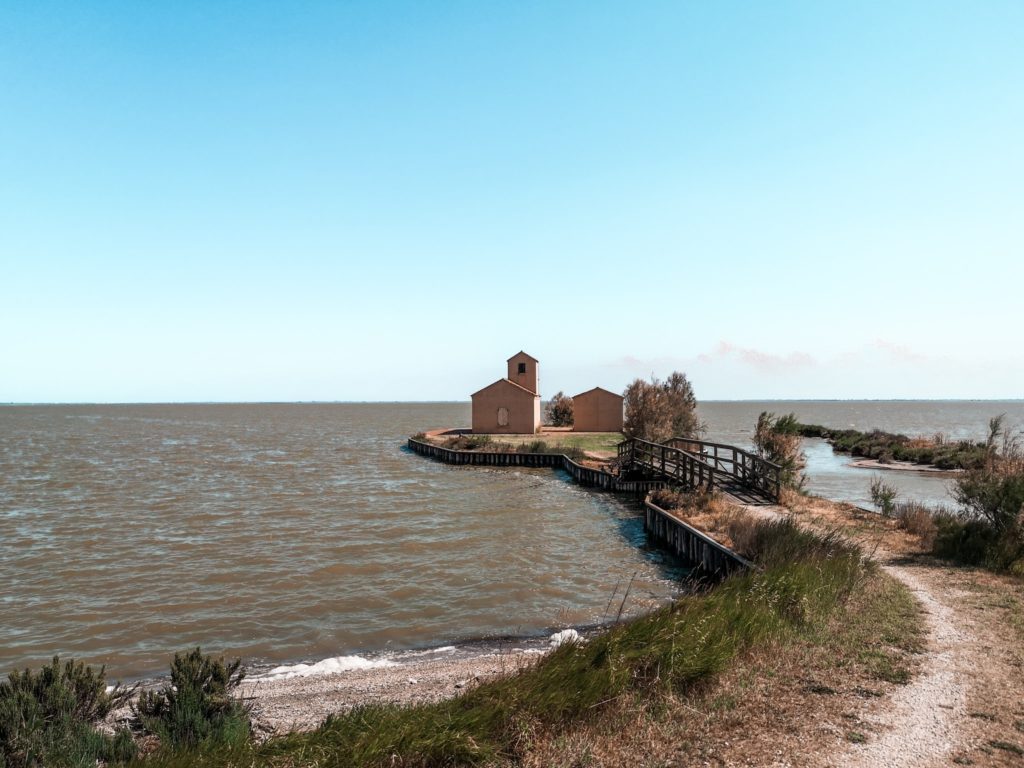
(869, 475), (898, 517)
(516, 441), (585, 460)
(753, 412), (806, 490)
(932, 513), (999, 566)
(895, 501), (939, 548)
(0, 657), (135, 768)
(939, 416), (1024, 572)
(544, 392), (574, 427)
(135, 648), (249, 751)
(444, 434), (493, 451)
(519, 440), (554, 454)
(623, 372), (702, 443)
(795, 423), (988, 470)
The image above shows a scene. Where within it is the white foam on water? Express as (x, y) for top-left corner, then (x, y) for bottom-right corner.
(395, 645), (458, 658)
(548, 629), (581, 647)
(260, 655), (397, 680)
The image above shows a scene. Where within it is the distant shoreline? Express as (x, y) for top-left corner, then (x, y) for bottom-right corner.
(4, 398), (1024, 407)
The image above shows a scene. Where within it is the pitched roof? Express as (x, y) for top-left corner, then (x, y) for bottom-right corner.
(572, 386), (624, 400)
(506, 351), (539, 363)
(471, 378), (541, 398)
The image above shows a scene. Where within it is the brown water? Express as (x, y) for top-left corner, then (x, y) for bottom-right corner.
(0, 403), (682, 680)
(2, 400), (1021, 681)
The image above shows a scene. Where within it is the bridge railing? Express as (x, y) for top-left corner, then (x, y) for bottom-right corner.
(624, 438), (719, 493)
(666, 437), (781, 502)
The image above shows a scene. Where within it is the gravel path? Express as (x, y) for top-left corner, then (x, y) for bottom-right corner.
(736, 501), (975, 767)
(840, 561), (969, 767)
(765, 494), (1024, 768)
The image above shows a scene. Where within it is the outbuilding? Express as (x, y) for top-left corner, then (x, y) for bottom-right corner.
(572, 387), (624, 432)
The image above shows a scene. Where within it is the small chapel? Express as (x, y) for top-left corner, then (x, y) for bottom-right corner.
(470, 352), (542, 434)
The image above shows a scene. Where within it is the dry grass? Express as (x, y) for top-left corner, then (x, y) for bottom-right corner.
(649, 489), (746, 549)
(516, 568), (923, 767)
(895, 501), (939, 549)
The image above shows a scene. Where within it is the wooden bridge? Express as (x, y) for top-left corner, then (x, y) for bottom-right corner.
(617, 436), (782, 504)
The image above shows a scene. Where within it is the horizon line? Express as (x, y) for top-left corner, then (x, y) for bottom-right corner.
(2, 398), (1023, 407)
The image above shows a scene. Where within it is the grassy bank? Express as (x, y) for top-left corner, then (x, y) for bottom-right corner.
(3, 515), (925, 767)
(423, 432), (623, 459)
(476, 432), (624, 455)
(126, 518), (916, 767)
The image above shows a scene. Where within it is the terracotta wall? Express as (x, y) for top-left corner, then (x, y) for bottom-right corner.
(472, 382), (540, 434)
(573, 390), (624, 432)
(506, 354), (539, 394)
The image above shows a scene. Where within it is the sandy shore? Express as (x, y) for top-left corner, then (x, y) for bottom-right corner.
(847, 458), (958, 474)
(239, 648), (546, 736)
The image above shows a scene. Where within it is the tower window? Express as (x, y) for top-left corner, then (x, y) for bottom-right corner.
(517, 363), (527, 374)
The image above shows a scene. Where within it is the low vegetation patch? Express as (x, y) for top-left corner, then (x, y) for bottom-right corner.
(795, 422), (988, 470)
(0, 657), (135, 768)
(866, 418), (1024, 574)
(135, 648), (249, 752)
(520, 441), (586, 461)
(438, 434), (597, 461)
(442, 434), (498, 451)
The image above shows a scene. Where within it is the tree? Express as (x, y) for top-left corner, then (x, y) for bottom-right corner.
(952, 415), (1024, 535)
(663, 371), (701, 438)
(753, 412), (806, 489)
(623, 372), (702, 443)
(545, 391), (574, 427)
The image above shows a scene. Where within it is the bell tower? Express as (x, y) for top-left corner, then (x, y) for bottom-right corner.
(506, 351), (539, 394)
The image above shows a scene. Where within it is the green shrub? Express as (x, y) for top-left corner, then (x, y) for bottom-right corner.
(135, 648), (249, 751)
(932, 514), (998, 566)
(935, 416), (1024, 572)
(0, 657), (135, 768)
(444, 434), (493, 451)
(518, 440), (553, 454)
(753, 412), (806, 489)
(869, 475), (898, 517)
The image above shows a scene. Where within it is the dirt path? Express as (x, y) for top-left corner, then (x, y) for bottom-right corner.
(840, 558), (969, 767)
(776, 497), (1024, 768)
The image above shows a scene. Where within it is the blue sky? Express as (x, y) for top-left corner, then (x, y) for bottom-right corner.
(2, 1), (1022, 402)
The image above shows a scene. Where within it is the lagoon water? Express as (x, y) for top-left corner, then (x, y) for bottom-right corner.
(1, 401), (1021, 680)
(698, 400), (1024, 509)
(0, 403), (679, 681)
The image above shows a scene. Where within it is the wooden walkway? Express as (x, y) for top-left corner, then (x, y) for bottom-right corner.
(406, 438), (665, 495)
(618, 437), (781, 504)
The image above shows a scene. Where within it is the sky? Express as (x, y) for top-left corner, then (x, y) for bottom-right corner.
(1, 1), (1022, 402)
